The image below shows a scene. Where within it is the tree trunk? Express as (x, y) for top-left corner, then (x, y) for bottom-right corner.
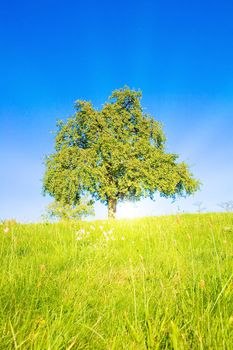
(108, 198), (117, 219)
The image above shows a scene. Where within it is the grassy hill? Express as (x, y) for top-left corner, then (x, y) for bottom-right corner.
(0, 213), (232, 349)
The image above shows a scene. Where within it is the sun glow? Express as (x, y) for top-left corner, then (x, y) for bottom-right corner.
(117, 202), (139, 219)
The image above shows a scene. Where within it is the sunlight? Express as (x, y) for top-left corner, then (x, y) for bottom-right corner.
(117, 202), (139, 219)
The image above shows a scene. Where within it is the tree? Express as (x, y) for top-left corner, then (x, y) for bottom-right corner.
(43, 197), (94, 221)
(43, 87), (200, 219)
(193, 201), (206, 213)
(218, 201), (233, 212)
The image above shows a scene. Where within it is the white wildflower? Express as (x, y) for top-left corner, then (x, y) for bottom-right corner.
(76, 228), (85, 236)
(4, 227), (9, 233)
(121, 236), (125, 240)
(75, 228), (89, 241)
(102, 229), (114, 238)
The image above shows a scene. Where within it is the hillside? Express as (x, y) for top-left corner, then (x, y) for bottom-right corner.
(0, 213), (232, 349)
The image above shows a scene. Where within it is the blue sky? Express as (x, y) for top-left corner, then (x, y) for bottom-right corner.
(0, 0), (233, 221)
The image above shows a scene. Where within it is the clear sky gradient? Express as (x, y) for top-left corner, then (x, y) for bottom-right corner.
(1, 0), (233, 221)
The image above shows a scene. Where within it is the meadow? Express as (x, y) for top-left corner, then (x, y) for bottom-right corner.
(0, 213), (232, 349)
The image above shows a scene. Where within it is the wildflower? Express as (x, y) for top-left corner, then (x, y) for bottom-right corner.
(99, 225), (104, 230)
(4, 227), (9, 233)
(121, 236), (125, 240)
(90, 225), (95, 230)
(76, 228), (87, 239)
(103, 229), (113, 238)
(111, 236), (115, 241)
(199, 280), (205, 289)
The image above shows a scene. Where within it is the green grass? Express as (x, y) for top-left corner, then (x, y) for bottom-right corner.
(0, 213), (233, 349)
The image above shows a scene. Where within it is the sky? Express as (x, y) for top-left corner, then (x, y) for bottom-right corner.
(0, 0), (233, 221)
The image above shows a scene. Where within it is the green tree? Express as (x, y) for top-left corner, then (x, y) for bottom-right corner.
(44, 197), (94, 222)
(43, 87), (200, 219)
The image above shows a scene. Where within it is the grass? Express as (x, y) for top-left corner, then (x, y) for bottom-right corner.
(0, 213), (233, 349)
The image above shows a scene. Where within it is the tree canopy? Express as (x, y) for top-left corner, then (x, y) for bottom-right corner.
(43, 87), (200, 218)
